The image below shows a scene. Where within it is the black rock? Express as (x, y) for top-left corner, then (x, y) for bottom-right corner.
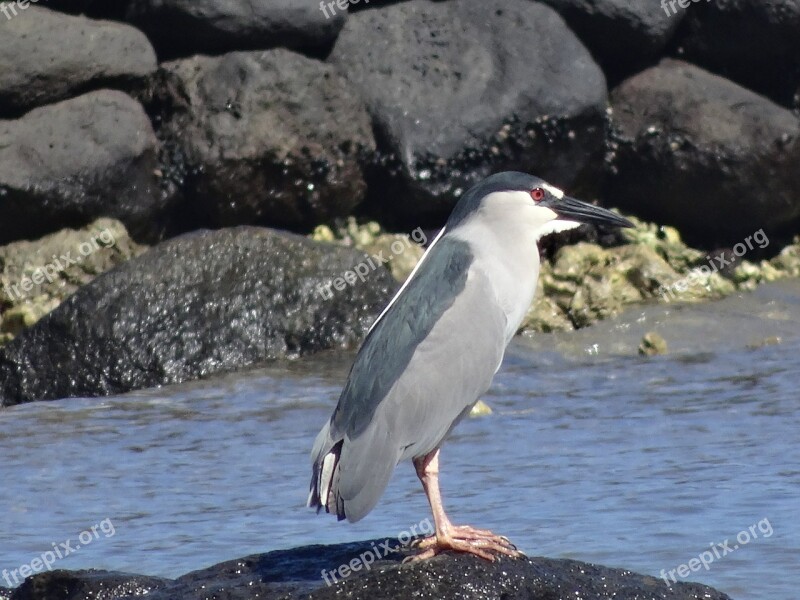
(329, 0), (608, 227)
(675, 0), (800, 108)
(0, 7), (156, 118)
(8, 539), (733, 600)
(10, 570), (169, 600)
(606, 59), (800, 248)
(121, 0), (347, 60)
(537, 0), (685, 84)
(0, 227), (396, 406)
(157, 49), (376, 233)
(0, 90), (168, 246)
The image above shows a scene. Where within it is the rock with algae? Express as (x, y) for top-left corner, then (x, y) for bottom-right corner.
(639, 332), (668, 356)
(0, 218), (144, 345)
(312, 217), (425, 282)
(0, 301), (61, 338)
(769, 239), (800, 277)
(521, 218), (800, 333)
(313, 216), (800, 335)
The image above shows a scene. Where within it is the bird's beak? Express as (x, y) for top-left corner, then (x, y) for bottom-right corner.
(548, 195), (634, 228)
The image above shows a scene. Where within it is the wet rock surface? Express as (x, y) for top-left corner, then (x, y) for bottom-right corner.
(0, 219), (144, 344)
(0, 7), (157, 117)
(0, 90), (167, 245)
(6, 570), (169, 600)
(330, 0), (608, 226)
(0, 227), (396, 406)
(606, 59), (800, 248)
(5, 539), (732, 600)
(158, 49), (375, 231)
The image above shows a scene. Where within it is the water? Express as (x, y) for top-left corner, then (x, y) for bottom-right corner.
(2, 281), (799, 598)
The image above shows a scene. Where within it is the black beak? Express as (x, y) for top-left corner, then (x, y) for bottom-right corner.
(547, 195), (634, 229)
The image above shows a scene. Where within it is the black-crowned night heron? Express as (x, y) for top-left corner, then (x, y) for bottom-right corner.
(308, 172), (633, 561)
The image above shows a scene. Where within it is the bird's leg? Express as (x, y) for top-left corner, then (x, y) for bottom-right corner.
(406, 449), (521, 562)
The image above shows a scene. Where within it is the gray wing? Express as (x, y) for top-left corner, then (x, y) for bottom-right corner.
(309, 236), (508, 521)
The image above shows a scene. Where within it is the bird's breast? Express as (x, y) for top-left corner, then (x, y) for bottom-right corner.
(470, 249), (540, 344)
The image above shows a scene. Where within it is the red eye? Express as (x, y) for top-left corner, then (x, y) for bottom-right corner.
(530, 188), (545, 201)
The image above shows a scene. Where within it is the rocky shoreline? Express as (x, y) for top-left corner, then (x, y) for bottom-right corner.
(2, 213), (799, 406)
(315, 216), (800, 333)
(1, 1), (799, 406)
(0, 3), (793, 596)
(0, 538), (733, 600)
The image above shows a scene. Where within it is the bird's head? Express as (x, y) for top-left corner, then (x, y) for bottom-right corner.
(448, 171), (633, 241)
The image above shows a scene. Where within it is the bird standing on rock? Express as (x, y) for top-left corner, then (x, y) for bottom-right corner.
(308, 172), (633, 561)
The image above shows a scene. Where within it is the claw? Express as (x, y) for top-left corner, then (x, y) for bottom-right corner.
(409, 535), (432, 549)
(405, 526), (522, 562)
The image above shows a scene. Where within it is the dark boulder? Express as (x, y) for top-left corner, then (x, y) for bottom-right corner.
(0, 90), (167, 245)
(122, 0), (346, 60)
(0, 227), (396, 406)
(0, 7), (156, 118)
(606, 59), (800, 248)
(537, 0), (684, 83)
(8, 539), (732, 600)
(329, 0), (608, 227)
(10, 570), (168, 600)
(157, 49), (375, 232)
(675, 0), (800, 108)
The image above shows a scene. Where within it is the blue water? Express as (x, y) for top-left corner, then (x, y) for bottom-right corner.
(1, 280), (799, 598)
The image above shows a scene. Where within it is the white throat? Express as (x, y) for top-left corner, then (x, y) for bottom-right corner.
(534, 218), (581, 242)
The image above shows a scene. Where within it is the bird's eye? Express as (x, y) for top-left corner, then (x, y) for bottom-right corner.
(530, 188), (545, 201)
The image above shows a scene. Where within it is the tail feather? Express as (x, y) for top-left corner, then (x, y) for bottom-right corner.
(308, 417), (399, 522)
(307, 439), (346, 520)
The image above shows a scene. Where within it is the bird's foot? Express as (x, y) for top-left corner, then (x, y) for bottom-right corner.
(405, 525), (521, 562)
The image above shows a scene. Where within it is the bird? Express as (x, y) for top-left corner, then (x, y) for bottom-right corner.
(308, 171), (633, 561)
